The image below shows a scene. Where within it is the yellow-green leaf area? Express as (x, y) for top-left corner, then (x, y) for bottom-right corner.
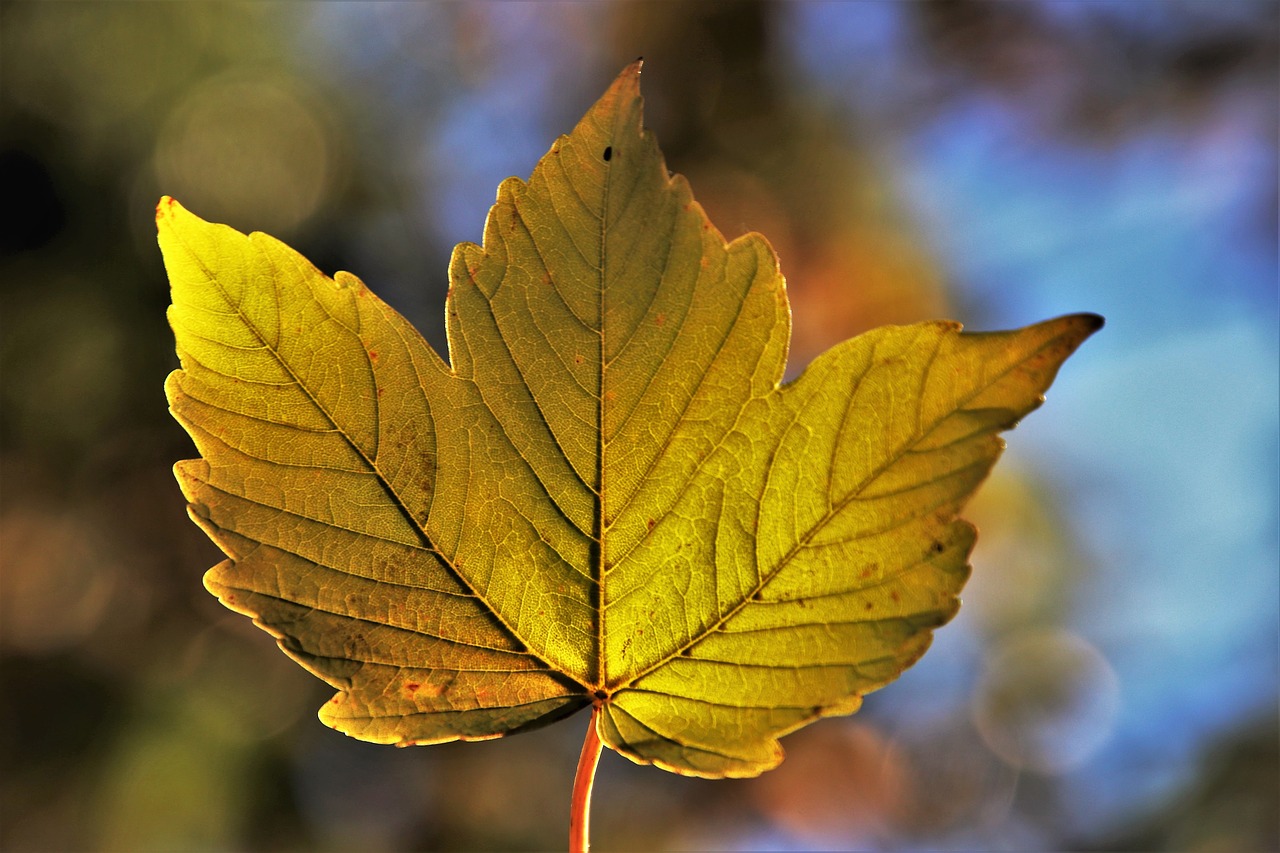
(162, 61), (1101, 778)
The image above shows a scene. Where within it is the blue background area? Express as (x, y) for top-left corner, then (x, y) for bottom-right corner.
(786, 3), (1279, 844)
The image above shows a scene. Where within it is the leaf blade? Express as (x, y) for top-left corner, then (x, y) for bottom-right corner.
(161, 63), (1101, 776)
(600, 315), (1101, 776)
(161, 198), (592, 744)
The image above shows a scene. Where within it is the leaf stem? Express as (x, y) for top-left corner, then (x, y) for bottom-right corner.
(570, 703), (604, 853)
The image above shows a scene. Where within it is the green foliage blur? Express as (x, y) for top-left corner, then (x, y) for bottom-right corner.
(2, 3), (1275, 852)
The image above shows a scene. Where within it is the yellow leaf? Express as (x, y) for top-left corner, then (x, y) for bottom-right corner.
(162, 62), (1101, 778)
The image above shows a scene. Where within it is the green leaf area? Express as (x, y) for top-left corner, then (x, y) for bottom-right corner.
(161, 62), (1100, 778)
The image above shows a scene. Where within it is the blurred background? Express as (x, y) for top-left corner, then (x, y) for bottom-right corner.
(1, 2), (1276, 851)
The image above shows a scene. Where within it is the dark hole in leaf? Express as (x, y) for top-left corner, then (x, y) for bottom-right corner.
(603, 146), (613, 162)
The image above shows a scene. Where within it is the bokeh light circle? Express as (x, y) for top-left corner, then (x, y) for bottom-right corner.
(972, 627), (1121, 774)
(154, 73), (334, 234)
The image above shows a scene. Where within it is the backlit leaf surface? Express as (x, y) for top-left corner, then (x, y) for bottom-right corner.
(162, 62), (1100, 778)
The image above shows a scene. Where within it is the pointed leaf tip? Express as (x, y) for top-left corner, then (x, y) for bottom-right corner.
(156, 196), (193, 231)
(156, 195), (174, 224)
(608, 60), (643, 101)
(1056, 311), (1106, 345)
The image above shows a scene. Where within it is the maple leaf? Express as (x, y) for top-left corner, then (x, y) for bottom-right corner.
(161, 62), (1100, 785)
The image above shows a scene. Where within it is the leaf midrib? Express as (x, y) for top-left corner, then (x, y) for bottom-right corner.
(595, 111), (615, 692)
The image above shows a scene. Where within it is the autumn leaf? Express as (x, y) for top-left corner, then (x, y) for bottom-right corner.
(161, 61), (1100, 781)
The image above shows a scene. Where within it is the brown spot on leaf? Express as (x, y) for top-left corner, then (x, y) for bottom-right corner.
(890, 590), (900, 603)
(405, 682), (420, 693)
(656, 312), (666, 327)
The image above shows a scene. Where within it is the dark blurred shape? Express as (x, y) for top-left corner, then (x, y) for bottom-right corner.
(290, 730), (435, 851)
(1085, 712), (1279, 852)
(913, 0), (1054, 93)
(1173, 33), (1258, 88)
(0, 283), (127, 458)
(0, 655), (118, 851)
(0, 149), (65, 254)
(905, 0), (1280, 141)
(609, 0), (776, 158)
